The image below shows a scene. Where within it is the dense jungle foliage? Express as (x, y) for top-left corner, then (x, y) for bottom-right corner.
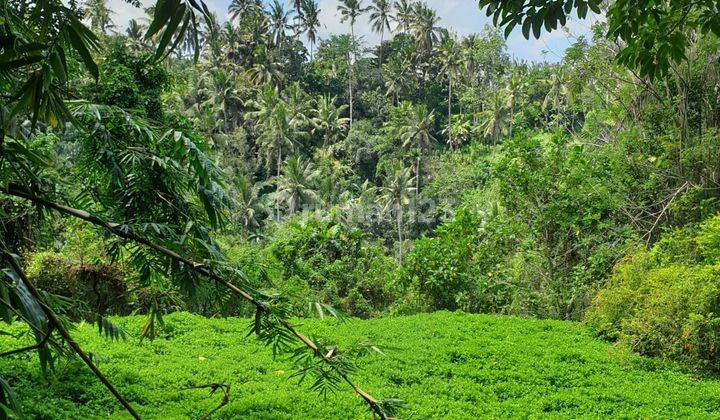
(2, 0), (720, 417)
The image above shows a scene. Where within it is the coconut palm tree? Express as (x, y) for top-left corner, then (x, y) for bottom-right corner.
(298, 0), (321, 59)
(542, 67), (574, 125)
(283, 82), (312, 133)
(398, 103), (436, 198)
(392, 0), (414, 33)
(83, 0), (114, 34)
(275, 156), (319, 215)
(268, 0), (294, 47)
(442, 115), (473, 149)
(200, 68), (241, 132)
(439, 38), (462, 147)
(338, 0), (368, 40)
(247, 45), (284, 86)
(369, 0), (393, 64)
(478, 89), (511, 144)
(229, 0), (261, 22)
(126, 19), (146, 51)
(338, 0), (368, 129)
(311, 95), (350, 147)
(505, 70), (525, 137)
(233, 176), (264, 237)
(410, 2), (440, 53)
(381, 57), (409, 105)
(378, 166), (416, 262)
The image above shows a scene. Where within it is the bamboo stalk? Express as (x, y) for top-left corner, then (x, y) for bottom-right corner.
(3, 185), (386, 419)
(3, 254), (141, 419)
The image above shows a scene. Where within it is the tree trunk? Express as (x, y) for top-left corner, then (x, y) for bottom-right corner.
(276, 149), (281, 222)
(379, 29), (384, 67)
(349, 25), (354, 130)
(447, 77), (452, 147)
(396, 204), (403, 264)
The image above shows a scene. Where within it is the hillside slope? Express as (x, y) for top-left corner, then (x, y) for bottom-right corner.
(2, 312), (720, 418)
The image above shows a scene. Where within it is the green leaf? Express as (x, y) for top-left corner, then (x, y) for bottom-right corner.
(154, 3), (187, 60)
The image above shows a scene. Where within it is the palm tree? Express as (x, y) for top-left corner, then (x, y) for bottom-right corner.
(247, 85), (303, 189)
(369, 0), (393, 64)
(268, 0), (294, 47)
(338, 0), (368, 129)
(478, 90), (511, 144)
(338, 0), (368, 40)
(247, 45), (284, 86)
(275, 156), (319, 215)
(442, 115), (473, 149)
(398, 103), (436, 198)
(505, 70), (525, 137)
(83, 0), (114, 34)
(229, 0), (261, 21)
(379, 166), (416, 263)
(381, 57), (409, 105)
(126, 19), (146, 51)
(284, 82), (311, 132)
(298, 0), (321, 59)
(200, 68), (241, 132)
(542, 67), (574, 125)
(233, 176), (264, 237)
(312, 95), (350, 147)
(393, 0), (413, 33)
(439, 38), (462, 147)
(410, 3), (440, 53)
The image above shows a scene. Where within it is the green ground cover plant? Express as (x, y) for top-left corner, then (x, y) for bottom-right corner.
(3, 311), (720, 418)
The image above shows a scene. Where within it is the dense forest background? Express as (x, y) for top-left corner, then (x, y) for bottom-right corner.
(3, 0), (720, 416)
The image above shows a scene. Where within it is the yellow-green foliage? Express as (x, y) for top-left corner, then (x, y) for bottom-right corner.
(586, 215), (720, 371)
(2, 312), (720, 418)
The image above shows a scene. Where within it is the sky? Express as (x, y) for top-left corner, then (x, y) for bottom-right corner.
(108, 0), (601, 63)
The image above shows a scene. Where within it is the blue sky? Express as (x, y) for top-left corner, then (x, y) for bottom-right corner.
(108, 0), (601, 62)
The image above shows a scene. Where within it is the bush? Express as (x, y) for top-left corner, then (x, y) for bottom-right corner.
(268, 215), (398, 317)
(586, 215), (720, 372)
(26, 251), (129, 318)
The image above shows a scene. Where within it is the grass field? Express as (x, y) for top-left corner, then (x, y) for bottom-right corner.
(2, 311), (720, 419)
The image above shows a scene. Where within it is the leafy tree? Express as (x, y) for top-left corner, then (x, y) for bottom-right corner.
(83, 0), (115, 34)
(478, 89), (511, 144)
(338, 0), (369, 128)
(275, 156), (320, 214)
(378, 165), (416, 262)
(369, 0), (394, 64)
(312, 96), (350, 147)
(477, 0), (720, 79)
(396, 103), (436, 196)
(268, 0), (294, 47)
(438, 38), (462, 146)
(392, 0), (414, 33)
(298, 0), (322, 59)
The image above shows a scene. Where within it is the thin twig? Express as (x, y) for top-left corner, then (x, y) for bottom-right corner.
(0, 324), (54, 358)
(643, 181), (690, 246)
(2, 185), (387, 419)
(185, 383), (231, 420)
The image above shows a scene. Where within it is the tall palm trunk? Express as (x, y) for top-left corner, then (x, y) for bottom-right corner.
(447, 76), (452, 147)
(276, 148), (282, 222)
(396, 203), (403, 264)
(378, 28), (384, 67)
(349, 25), (354, 130)
(415, 155), (420, 222)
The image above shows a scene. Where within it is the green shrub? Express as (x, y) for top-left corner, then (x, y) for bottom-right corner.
(586, 215), (720, 371)
(268, 215), (398, 317)
(26, 251), (129, 318)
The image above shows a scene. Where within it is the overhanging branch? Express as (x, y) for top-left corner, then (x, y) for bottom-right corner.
(2, 184), (387, 419)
